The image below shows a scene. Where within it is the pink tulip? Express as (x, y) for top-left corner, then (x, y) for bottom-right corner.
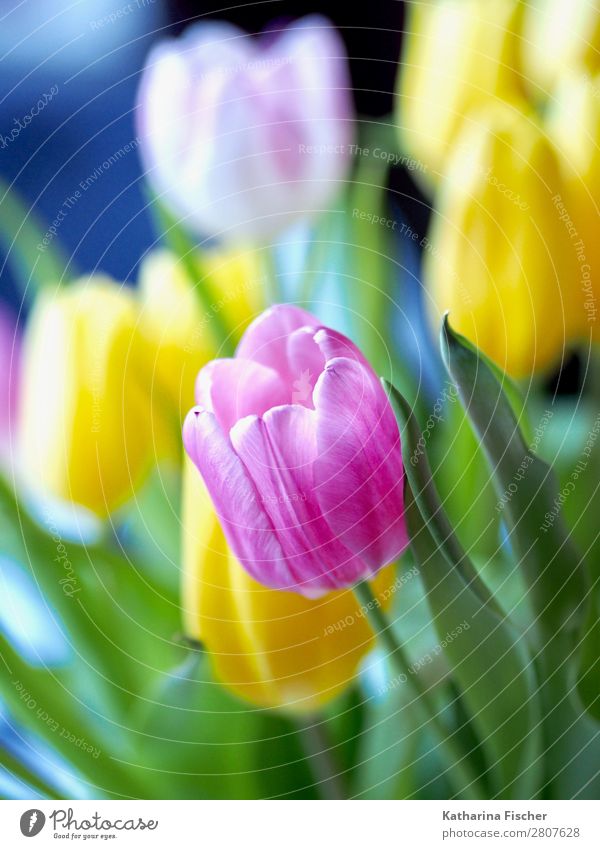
(183, 305), (408, 596)
(136, 15), (354, 243)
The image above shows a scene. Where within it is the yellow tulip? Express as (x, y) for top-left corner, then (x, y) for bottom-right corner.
(396, 0), (524, 185)
(425, 101), (582, 377)
(522, 0), (600, 98)
(19, 278), (154, 516)
(181, 458), (398, 713)
(545, 72), (600, 338)
(138, 248), (265, 418)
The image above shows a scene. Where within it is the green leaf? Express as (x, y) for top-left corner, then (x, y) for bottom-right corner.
(318, 687), (363, 795)
(385, 377), (541, 796)
(353, 680), (423, 799)
(429, 390), (502, 559)
(0, 177), (72, 300)
(575, 597), (600, 723)
(0, 631), (146, 799)
(384, 379), (502, 616)
(135, 652), (316, 799)
(0, 745), (60, 800)
(404, 485), (543, 798)
(528, 400), (600, 722)
(0, 477), (182, 702)
(436, 321), (600, 788)
(439, 316), (589, 642)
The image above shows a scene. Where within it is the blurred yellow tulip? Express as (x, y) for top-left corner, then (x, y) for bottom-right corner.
(181, 458), (398, 713)
(425, 101), (583, 377)
(19, 278), (154, 516)
(522, 0), (600, 98)
(18, 249), (266, 516)
(138, 248), (265, 418)
(396, 0), (524, 185)
(545, 72), (600, 338)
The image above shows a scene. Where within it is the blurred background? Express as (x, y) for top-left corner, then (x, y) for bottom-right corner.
(0, 0), (417, 309)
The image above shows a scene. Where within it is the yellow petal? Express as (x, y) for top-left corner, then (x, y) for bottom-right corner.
(396, 0), (524, 186)
(523, 0), (600, 97)
(181, 457), (398, 713)
(425, 101), (581, 377)
(545, 72), (600, 339)
(19, 278), (154, 516)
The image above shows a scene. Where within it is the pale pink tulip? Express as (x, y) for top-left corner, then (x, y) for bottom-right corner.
(136, 16), (354, 242)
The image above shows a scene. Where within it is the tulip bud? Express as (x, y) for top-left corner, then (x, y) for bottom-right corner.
(181, 456), (397, 712)
(396, 0), (524, 183)
(545, 73), (600, 338)
(523, 0), (600, 97)
(19, 279), (153, 516)
(183, 304), (408, 596)
(425, 102), (582, 377)
(138, 248), (265, 419)
(136, 16), (354, 244)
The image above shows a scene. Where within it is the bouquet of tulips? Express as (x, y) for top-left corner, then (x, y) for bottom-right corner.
(0, 4), (599, 802)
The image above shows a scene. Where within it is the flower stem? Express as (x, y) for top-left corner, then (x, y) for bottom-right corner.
(353, 580), (484, 799)
(294, 715), (345, 800)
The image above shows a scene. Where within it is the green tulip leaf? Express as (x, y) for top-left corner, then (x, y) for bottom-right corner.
(0, 744), (60, 800)
(404, 483), (542, 798)
(0, 477), (181, 705)
(136, 651), (317, 799)
(0, 177), (72, 300)
(439, 316), (589, 643)
(0, 630), (145, 799)
(384, 379), (501, 616)
(353, 678), (430, 799)
(575, 597), (600, 723)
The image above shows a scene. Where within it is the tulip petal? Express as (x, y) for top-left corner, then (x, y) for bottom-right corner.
(286, 328), (325, 408)
(195, 358), (288, 431)
(236, 304), (319, 382)
(313, 326), (371, 369)
(136, 22), (252, 222)
(183, 408), (291, 590)
(230, 405), (368, 594)
(313, 357), (408, 570)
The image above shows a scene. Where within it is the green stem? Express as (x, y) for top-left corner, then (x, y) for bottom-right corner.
(145, 187), (234, 355)
(294, 715), (345, 800)
(353, 580), (485, 799)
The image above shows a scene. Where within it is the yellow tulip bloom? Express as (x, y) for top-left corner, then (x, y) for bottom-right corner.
(425, 101), (582, 377)
(181, 458), (398, 713)
(545, 73), (600, 338)
(396, 0), (524, 185)
(19, 278), (153, 516)
(523, 0), (600, 98)
(19, 249), (266, 515)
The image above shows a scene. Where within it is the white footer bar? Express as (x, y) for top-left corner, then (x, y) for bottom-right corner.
(0, 800), (598, 848)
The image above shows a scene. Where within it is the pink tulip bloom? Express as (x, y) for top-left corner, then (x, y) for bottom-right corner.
(183, 305), (408, 596)
(136, 15), (354, 243)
